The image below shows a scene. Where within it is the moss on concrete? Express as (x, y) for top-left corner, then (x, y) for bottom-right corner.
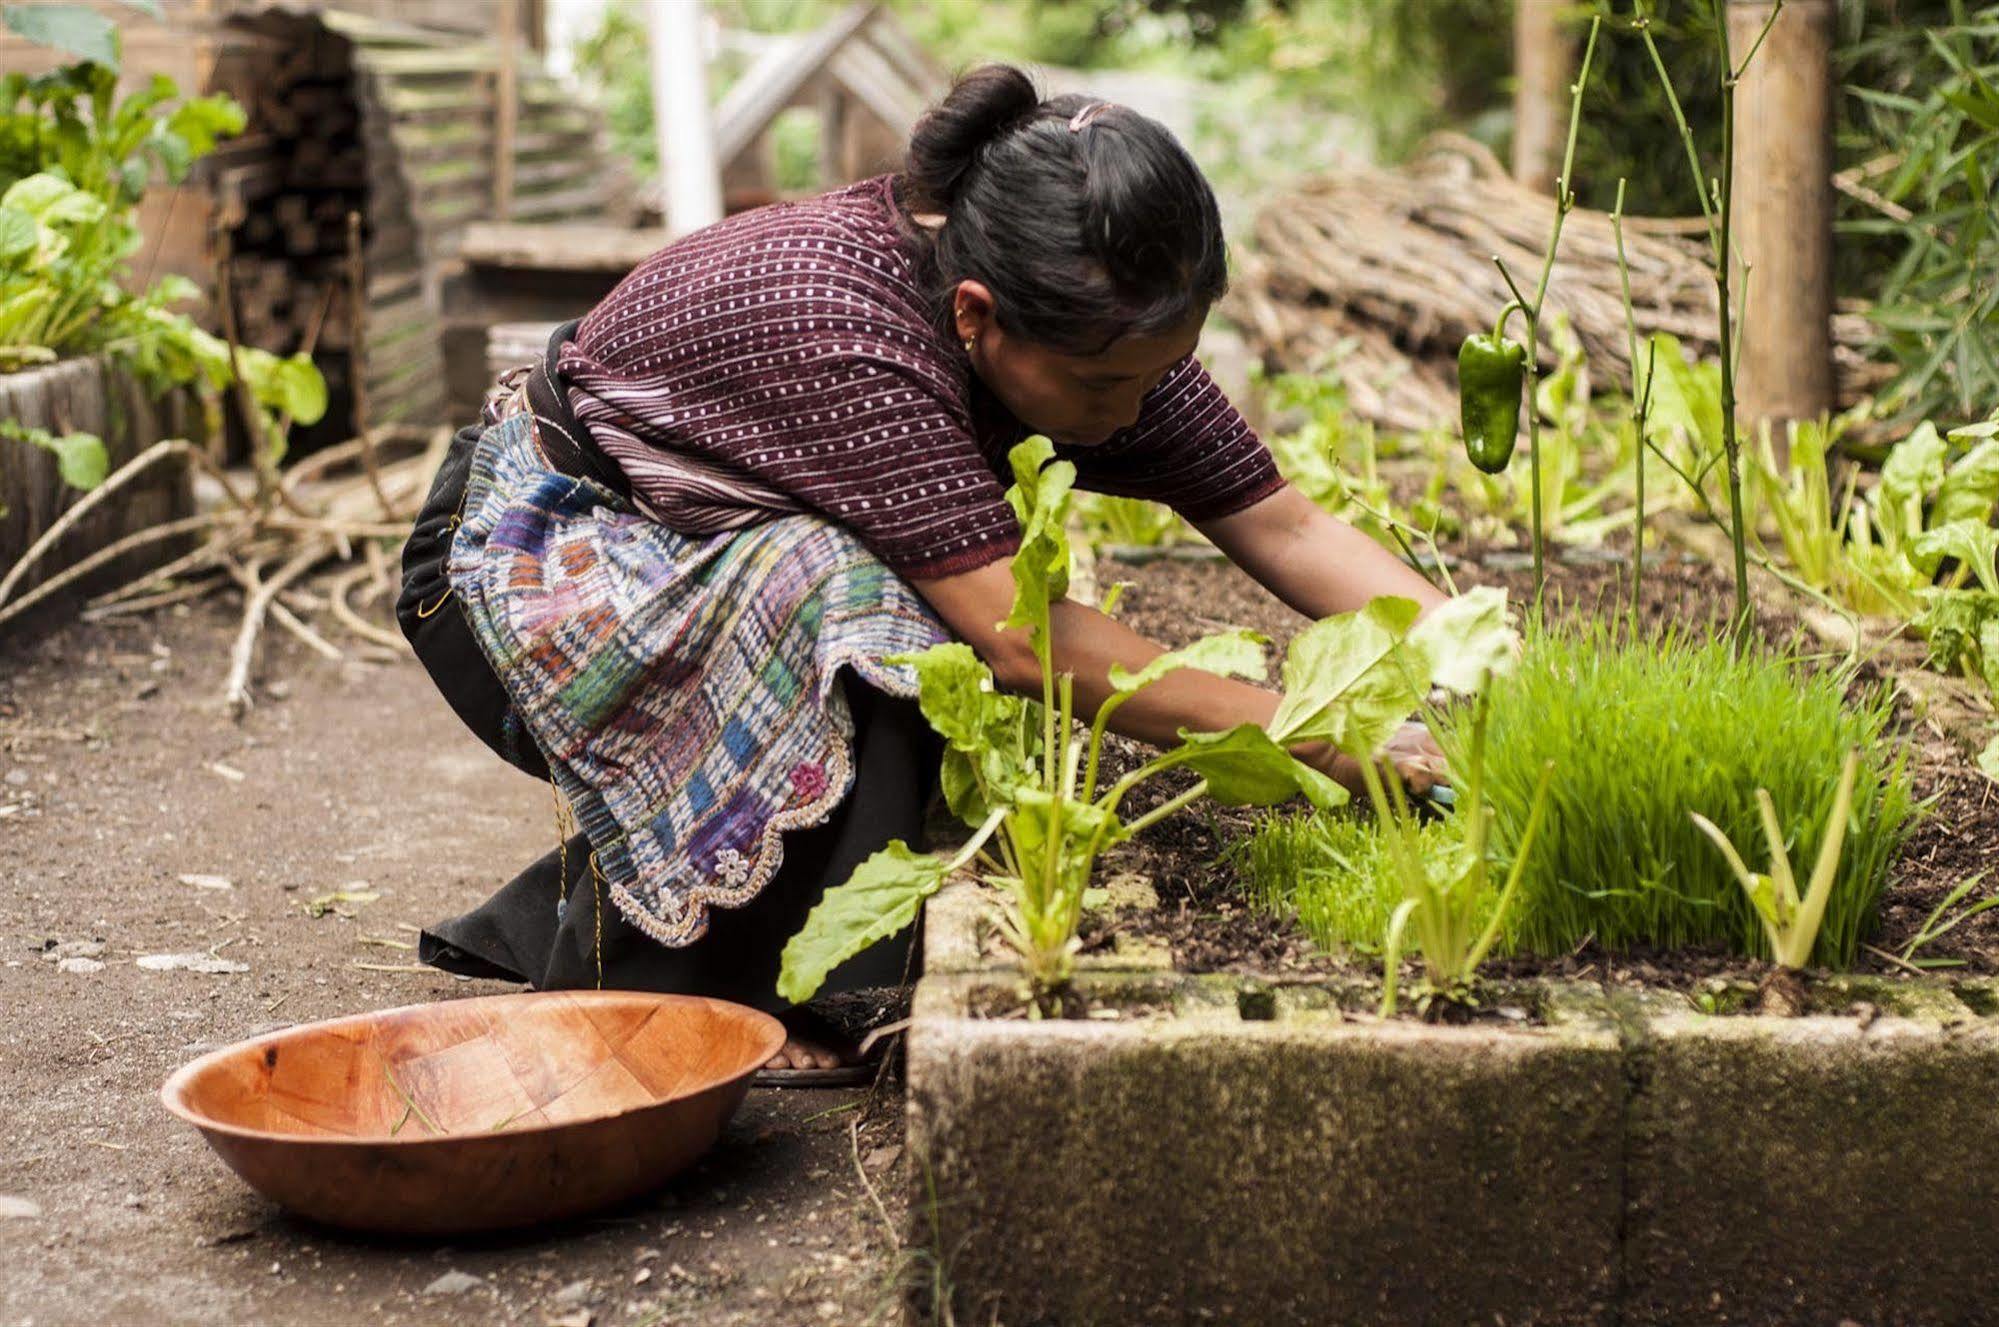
(1622, 1015), (1999, 1325)
(908, 1016), (1624, 1326)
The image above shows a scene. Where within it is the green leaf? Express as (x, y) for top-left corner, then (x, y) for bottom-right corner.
(1644, 334), (1723, 453)
(1407, 585), (1517, 695)
(1880, 421), (1949, 508)
(48, 429), (105, 489)
(939, 746), (992, 825)
(0, 204), (34, 261)
(776, 841), (948, 1004)
(163, 93), (244, 159)
(1268, 595), (1425, 757)
(272, 353), (327, 424)
(1978, 731), (1999, 784)
(1169, 723), (1348, 811)
(1, 172), (80, 220)
(1, 5), (118, 68)
(1913, 589), (1999, 690)
(1108, 629), (1268, 695)
(899, 642), (993, 750)
(1000, 439), (1074, 650)
(1935, 439), (1999, 528)
(1912, 522), (1999, 593)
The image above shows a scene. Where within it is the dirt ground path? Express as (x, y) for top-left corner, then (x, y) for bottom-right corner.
(0, 603), (909, 1327)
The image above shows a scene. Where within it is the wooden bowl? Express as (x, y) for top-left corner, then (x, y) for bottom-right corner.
(160, 990), (785, 1235)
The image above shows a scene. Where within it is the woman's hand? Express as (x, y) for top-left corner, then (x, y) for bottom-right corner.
(1299, 721), (1450, 800)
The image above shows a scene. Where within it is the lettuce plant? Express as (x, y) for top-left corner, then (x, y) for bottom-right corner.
(778, 438), (1510, 1004)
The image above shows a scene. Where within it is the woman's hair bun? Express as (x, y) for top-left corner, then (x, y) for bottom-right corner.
(903, 64), (1041, 212)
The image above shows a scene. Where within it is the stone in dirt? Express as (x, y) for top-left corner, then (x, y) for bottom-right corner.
(41, 939), (106, 962)
(136, 952), (249, 975)
(0, 1195), (41, 1220)
(56, 957), (104, 975)
(421, 1270), (483, 1296)
(550, 1279), (596, 1307)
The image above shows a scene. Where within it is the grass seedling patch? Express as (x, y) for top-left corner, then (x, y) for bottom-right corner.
(1446, 623), (1919, 967)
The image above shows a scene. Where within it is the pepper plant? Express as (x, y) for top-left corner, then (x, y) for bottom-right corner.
(778, 438), (1511, 1004)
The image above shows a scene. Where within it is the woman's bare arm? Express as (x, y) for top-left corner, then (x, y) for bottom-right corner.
(1195, 482), (1447, 622)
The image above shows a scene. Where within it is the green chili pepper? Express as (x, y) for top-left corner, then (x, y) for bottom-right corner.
(1458, 325), (1528, 475)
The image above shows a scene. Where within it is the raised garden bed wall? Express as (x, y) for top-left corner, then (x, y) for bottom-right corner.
(0, 356), (197, 633)
(907, 882), (1999, 1326)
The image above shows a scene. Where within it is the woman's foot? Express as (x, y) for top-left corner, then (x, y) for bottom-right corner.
(764, 1034), (849, 1072)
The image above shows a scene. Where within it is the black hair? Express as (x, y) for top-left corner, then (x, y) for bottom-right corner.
(896, 64), (1228, 356)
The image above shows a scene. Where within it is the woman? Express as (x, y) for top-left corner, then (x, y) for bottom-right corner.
(397, 66), (1445, 1082)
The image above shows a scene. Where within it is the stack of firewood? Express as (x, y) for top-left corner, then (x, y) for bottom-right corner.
(1227, 135), (1890, 433)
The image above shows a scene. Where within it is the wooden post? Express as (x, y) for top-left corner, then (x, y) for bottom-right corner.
(1729, 0), (1836, 431)
(1512, 0), (1576, 193)
(494, 0), (519, 221)
(819, 79), (848, 191)
(649, 0), (723, 233)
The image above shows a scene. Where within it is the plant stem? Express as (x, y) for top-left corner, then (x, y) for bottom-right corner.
(1610, 178), (1653, 632)
(1714, 9), (1752, 648)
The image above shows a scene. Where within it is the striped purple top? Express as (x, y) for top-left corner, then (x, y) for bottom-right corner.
(558, 175), (1283, 580)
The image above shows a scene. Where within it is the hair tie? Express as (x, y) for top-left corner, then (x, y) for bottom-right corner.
(1067, 102), (1114, 133)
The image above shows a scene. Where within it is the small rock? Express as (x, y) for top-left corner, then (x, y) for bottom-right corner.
(863, 1144), (901, 1171)
(177, 874), (234, 892)
(550, 1280), (596, 1308)
(136, 952), (248, 975)
(265, 680), (292, 701)
(41, 939), (106, 962)
(0, 1195), (41, 1220)
(422, 1270), (483, 1297)
(631, 1267), (652, 1287)
(546, 1312), (592, 1327)
(57, 957), (104, 975)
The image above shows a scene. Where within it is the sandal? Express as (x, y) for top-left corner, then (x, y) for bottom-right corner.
(751, 995), (901, 1089)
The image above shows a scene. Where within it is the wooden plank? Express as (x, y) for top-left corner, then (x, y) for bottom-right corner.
(505, 182), (612, 222)
(713, 5), (876, 167)
(512, 157), (597, 191)
(459, 222), (668, 274)
(360, 46), (500, 77)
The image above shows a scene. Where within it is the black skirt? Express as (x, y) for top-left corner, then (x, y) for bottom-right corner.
(396, 421), (940, 1011)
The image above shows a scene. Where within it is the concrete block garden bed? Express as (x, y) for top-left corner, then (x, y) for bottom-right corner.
(907, 885), (1999, 1326)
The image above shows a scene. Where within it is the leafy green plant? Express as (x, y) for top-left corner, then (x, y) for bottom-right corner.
(1448, 622), (1919, 968)
(1374, 697), (1554, 1016)
(779, 438), (1508, 1003)
(1690, 749), (1863, 969)
(1838, 2), (1999, 428)
(0, 61), (324, 491)
(1241, 592), (1548, 1015)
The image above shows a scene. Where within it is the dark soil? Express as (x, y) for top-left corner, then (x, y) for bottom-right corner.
(1084, 546), (1999, 986)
